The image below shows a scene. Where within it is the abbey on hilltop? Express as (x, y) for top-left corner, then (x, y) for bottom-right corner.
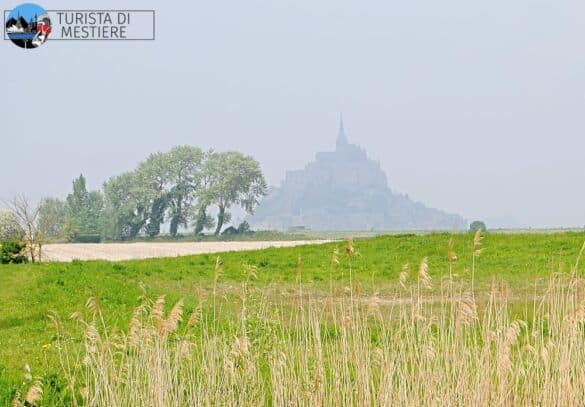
(248, 116), (466, 231)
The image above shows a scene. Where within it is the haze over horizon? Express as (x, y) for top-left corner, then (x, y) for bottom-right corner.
(1, 0), (584, 229)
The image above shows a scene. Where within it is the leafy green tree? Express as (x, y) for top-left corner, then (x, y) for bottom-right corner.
(202, 151), (267, 235)
(469, 220), (487, 233)
(237, 221), (251, 234)
(0, 210), (24, 241)
(191, 150), (217, 235)
(145, 195), (167, 238)
(104, 154), (173, 240)
(86, 191), (105, 235)
(66, 175), (90, 220)
(121, 146), (207, 238)
(37, 198), (68, 239)
(167, 146), (205, 237)
(102, 147), (266, 239)
(66, 175), (104, 237)
(137, 153), (173, 237)
(103, 172), (150, 240)
(193, 204), (215, 235)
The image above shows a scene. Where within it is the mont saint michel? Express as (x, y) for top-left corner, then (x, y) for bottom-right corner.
(249, 118), (466, 231)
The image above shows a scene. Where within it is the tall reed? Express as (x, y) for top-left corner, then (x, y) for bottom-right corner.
(32, 237), (585, 407)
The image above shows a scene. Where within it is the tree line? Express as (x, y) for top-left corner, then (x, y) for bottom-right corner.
(10, 146), (267, 245)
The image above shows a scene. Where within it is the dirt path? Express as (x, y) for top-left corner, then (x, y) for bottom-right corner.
(41, 240), (331, 262)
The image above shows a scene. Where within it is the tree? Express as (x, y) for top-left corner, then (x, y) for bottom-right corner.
(145, 195), (167, 238)
(103, 171), (150, 240)
(66, 175), (104, 237)
(37, 198), (68, 239)
(237, 221), (251, 234)
(192, 149), (217, 235)
(0, 210), (24, 241)
(86, 191), (105, 235)
(66, 174), (90, 221)
(202, 151), (267, 235)
(166, 146), (205, 237)
(3, 195), (47, 262)
(103, 153), (175, 240)
(192, 203), (215, 235)
(137, 152), (173, 237)
(469, 220), (487, 233)
(102, 147), (266, 239)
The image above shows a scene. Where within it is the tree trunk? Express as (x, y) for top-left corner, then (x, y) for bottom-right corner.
(27, 225), (36, 263)
(129, 218), (147, 239)
(147, 197), (166, 238)
(170, 197), (182, 237)
(194, 205), (207, 235)
(170, 217), (179, 237)
(214, 205), (225, 235)
(28, 243), (35, 263)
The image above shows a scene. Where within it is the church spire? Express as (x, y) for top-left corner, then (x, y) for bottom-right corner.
(336, 113), (348, 149)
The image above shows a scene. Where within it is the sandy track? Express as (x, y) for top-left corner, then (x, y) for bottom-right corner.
(41, 241), (331, 262)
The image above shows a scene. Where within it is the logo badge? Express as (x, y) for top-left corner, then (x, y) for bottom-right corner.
(5, 3), (51, 49)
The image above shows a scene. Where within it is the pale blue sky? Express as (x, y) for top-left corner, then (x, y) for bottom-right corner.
(7, 3), (46, 21)
(1, 0), (584, 228)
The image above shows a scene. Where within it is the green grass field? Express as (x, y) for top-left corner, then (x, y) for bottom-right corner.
(1, 232), (585, 404)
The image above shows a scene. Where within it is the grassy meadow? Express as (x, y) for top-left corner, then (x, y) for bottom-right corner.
(1, 232), (585, 405)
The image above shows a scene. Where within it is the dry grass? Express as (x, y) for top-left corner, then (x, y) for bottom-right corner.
(17, 234), (585, 406)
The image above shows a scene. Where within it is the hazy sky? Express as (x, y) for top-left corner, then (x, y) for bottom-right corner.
(1, 0), (584, 228)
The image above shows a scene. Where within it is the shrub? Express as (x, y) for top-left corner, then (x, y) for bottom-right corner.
(0, 210), (24, 241)
(72, 234), (102, 243)
(0, 241), (27, 264)
(469, 220), (487, 233)
(237, 221), (251, 234)
(221, 226), (238, 236)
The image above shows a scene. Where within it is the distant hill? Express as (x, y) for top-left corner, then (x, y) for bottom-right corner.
(248, 117), (466, 231)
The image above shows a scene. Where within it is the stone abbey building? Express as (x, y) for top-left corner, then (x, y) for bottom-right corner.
(249, 117), (466, 231)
